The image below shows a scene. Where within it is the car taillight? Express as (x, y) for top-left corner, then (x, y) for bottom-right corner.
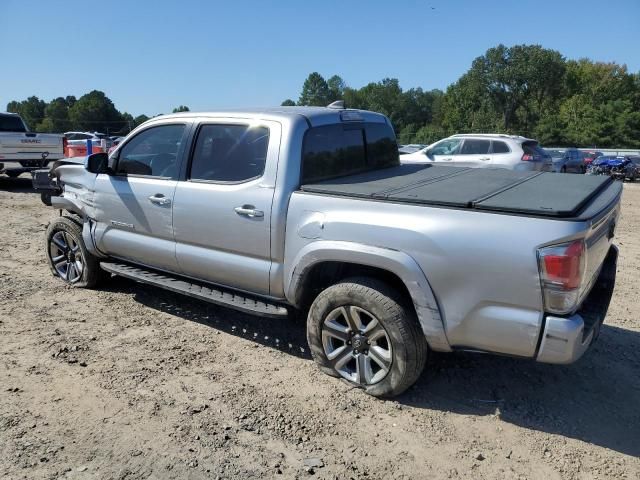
(538, 239), (587, 314)
(63, 137), (68, 156)
(521, 154), (534, 161)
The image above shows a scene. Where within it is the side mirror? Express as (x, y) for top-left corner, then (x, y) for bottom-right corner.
(85, 152), (110, 174)
(424, 149), (433, 158)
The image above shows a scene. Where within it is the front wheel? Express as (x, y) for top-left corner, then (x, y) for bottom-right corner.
(40, 191), (53, 206)
(45, 216), (105, 288)
(307, 277), (427, 397)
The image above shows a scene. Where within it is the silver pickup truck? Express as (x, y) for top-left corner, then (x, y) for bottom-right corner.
(0, 112), (65, 177)
(43, 106), (620, 397)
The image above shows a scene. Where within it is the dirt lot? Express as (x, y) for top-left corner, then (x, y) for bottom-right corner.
(0, 175), (638, 480)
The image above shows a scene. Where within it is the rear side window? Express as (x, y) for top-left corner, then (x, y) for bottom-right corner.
(0, 114), (26, 132)
(460, 139), (490, 155)
(491, 141), (510, 154)
(301, 122), (398, 183)
(190, 124), (269, 182)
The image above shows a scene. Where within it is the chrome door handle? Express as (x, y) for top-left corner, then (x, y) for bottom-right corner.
(234, 205), (264, 218)
(148, 194), (171, 206)
(479, 157), (491, 161)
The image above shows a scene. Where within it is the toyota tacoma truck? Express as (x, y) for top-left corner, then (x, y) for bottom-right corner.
(0, 112), (65, 177)
(42, 106), (620, 397)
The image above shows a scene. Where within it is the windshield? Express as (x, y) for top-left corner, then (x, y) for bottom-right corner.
(0, 114), (27, 133)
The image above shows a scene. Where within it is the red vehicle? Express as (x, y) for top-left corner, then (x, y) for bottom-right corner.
(582, 150), (603, 166)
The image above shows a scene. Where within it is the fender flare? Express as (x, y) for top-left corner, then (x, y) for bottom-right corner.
(286, 240), (451, 352)
(50, 196), (107, 259)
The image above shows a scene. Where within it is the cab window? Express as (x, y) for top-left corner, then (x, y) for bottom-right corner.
(189, 124), (270, 183)
(116, 124), (185, 178)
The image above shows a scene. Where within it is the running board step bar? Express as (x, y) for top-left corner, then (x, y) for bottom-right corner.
(100, 262), (289, 318)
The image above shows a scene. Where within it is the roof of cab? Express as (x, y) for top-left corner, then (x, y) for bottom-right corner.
(154, 106), (390, 127)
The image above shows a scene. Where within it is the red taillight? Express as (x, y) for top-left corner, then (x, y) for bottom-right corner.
(63, 137), (68, 156)
(538, 240), (587, 314)
(521, 154), (534, 161)
(542, 240), (584, 289)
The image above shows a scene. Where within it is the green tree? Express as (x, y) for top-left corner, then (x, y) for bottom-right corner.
(172, 105), (190, 113)
(280, 99), (296, 106)
(298, 72), (330, 106)
(6, 96), (46, 131)
(38, 97), (72, 132)
(68, 90), (124, 133)
(327, 75), (346, 101)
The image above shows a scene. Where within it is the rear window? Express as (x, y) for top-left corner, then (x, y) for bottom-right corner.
(301, 122), (398, 183)
(0, 114), (26, 133)
(522, 141), (540, 155)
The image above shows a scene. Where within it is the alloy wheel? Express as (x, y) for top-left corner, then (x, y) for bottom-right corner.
(49, 231), (84, 283)
(321, 305), (393, 385)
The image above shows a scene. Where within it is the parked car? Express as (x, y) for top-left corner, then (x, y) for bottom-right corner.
(554, 148), (589, 174)
(610, 156), (640, 182)
(400, 134), (547, 171)
(0, 112), (65, 178)
(581, 150), (603, 167)
(621, 156), (640, 181)
(64, 131), (113, 148)
(42, 107), (620, 398)
(398, 144), (426, 154)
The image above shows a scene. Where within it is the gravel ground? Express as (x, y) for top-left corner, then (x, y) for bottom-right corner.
(1, 175), (639, 480)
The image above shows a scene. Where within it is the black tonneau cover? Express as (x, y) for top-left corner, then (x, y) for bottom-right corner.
(300, 164), (619, 219)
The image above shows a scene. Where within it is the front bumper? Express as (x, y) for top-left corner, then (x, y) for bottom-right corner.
(536, 245), (617, 364)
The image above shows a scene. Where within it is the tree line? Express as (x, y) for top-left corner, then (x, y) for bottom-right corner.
(7, 44), (639, 147)
(5, 91), (190, 136)
(284, 44), (640, 148)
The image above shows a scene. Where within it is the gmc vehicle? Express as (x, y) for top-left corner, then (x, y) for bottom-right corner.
(42, 106), (620, 397)
(0, 112), (65, 177)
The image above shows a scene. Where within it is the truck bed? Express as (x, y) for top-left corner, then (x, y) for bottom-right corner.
(300, 164), (621, 220)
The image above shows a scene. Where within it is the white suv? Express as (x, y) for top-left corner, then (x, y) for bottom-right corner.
(399, 134), (546, 171)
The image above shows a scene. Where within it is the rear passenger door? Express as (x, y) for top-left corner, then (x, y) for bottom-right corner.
(454, 139), (492, 167)
(172, 120), (281, 296)
(490, 140), (511, 168)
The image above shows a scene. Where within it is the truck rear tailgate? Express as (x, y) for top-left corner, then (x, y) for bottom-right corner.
(300, 164), (621, 220)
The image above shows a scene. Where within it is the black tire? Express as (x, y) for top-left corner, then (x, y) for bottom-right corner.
(40, 191), (53, 206)
(307, 277), (427, 398)
(6, 171), (22, 178)
(561, 166), (567, 173)
(44, 216), (106, 288)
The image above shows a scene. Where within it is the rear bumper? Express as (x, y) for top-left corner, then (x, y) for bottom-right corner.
(536, 245), (617, 364)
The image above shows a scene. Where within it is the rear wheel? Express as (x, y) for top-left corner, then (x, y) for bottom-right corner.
(307, 277), (427, 398)
(5, 171), (21, 178)
(45, 216), (105, 288)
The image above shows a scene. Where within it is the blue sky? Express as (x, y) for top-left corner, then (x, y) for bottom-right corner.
(1, 0), (638, 117)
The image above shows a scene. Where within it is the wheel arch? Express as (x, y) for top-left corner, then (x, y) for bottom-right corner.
(286, 241), (451, 352)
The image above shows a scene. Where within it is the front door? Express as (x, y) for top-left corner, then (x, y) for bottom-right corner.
(172, 120), (280, 296)
(92, 123), (190, 272)
(428, 138), (462, 164)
